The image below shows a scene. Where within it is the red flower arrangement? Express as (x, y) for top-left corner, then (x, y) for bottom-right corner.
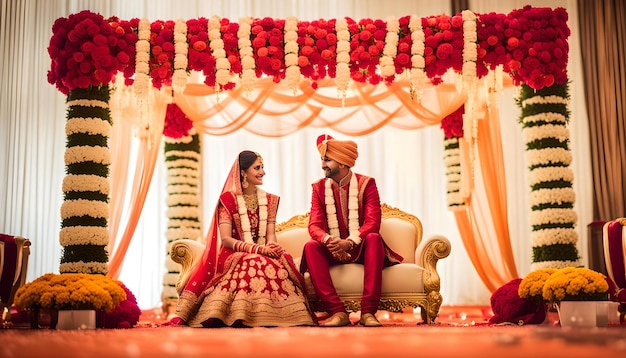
(186, 18), (217, 88)
(501, 6), (569, 89)
(475, 12), (508, 78)
(422, 14), (465, 85)
(102, 282), (142, 329)
(489, 278), (546, 325)
(296, 18), (338, 89)
(346, 17), (386, 85)
(149, 20), (176, 89)
(441, 105), (464, 138)
(163, 103), (194, 138)
(47, 10), (138, 94)
(387, 15), (413, 84)
(250, 17), (286, 82)
(218, 18), (241, 90)
(48, 7), (571, 95)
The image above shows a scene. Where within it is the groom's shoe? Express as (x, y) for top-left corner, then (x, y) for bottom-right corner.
(321, 312), (351, 327)
(359, 313), (382, 327)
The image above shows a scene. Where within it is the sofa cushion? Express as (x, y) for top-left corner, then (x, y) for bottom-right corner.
(303, 263), (425, 298)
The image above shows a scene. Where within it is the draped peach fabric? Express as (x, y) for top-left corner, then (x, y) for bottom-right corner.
(107, 73), (518, 293)
(107, 87), (169, 279)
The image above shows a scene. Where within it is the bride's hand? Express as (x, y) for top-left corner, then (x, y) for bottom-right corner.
(267, 242), (285, 255)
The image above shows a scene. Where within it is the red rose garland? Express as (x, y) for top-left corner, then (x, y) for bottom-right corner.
(346, 17), (386, 85)
(186, 18), (217, 88)
(389, 15), (413, 84)
(219, 18), (242, 90)
(422, 14), (465, 85)
(251, 17), (286, 82)
(296, 19), (338, 89)
(149, 20), (176, 89)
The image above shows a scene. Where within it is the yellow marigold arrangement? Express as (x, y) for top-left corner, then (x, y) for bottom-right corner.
(541, 267), (609, 303)
(14, 273), (126, 311)
(518, 268), (556, 301)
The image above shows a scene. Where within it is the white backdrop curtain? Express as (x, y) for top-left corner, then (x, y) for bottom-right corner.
(0, 0), (592, 309)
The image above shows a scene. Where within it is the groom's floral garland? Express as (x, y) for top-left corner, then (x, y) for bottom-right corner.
(517, 82), (578, 269)
(162, 103), (202, 303)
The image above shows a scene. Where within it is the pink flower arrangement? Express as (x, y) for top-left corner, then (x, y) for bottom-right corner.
(441, 105), (464, 138)
(163, 103), (193, 138)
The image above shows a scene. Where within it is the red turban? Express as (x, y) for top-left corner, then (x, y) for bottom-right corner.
(316, 134), (358, 167)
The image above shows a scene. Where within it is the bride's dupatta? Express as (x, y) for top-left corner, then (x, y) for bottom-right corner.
(183, 157), (244, 297)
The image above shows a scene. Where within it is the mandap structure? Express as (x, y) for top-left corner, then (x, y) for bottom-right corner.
(48, 6), (577, 307)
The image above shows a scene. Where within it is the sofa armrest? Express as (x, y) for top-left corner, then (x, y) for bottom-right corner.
(415, 234), (451, 294)
(170, 239), (205, 295)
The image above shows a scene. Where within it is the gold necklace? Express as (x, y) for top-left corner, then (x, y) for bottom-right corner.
(242, 192), (258, 211)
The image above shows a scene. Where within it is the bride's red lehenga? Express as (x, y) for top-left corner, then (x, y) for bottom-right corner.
(173, 157), (317, 327)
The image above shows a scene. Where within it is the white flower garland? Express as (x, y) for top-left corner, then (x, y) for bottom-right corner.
(64, 146), (111, 165)
(236, 188), (268, 245)
(443, 137), (465, 209)
(522, 112), (567, 125)
(528, 167), (574, 184)
(60, 199), (109, 219)
(381, 16), (399, 79)
(325, 174), (361, 245)
(65, 117), (111, 137)
(172, 19), (189, 94)
(209, 16), (230, 93)
(525, 147), (572, 167)
(284, 16), (300, 94)
(59, 261), (109, 275)
(60, 226), (109, 246)
(532, 228), (578, 246)
(62, 174), (109, 195)
(134, 18), (151, 100)
(524, 124), (570, 143)
(461, 10), (478, 201)
(522, 95), (569, 106)
(335, 18), (351, 102)
(529, 188), (575, 208)
(238, 17), (255, 96)
(409, 15), (426, 102)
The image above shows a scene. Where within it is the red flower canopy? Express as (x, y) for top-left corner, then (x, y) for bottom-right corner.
(47, 6), (569, 95)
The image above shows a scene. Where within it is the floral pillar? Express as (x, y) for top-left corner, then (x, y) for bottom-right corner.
(518, 83), (579, 269)
(60, 86), (111, 274)
(162, 104), (202, 306)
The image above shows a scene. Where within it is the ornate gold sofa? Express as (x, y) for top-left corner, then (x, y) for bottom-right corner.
(170, 204), (451, 323)
(0, 235), (31, 327)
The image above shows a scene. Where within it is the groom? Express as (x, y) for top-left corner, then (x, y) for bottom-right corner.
(300, 134), (402, 327)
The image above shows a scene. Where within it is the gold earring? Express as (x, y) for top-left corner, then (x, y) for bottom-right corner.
(242, 174), (249, 189)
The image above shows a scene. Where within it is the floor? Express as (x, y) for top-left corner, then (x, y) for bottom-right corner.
(1, 306), (625, 358)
